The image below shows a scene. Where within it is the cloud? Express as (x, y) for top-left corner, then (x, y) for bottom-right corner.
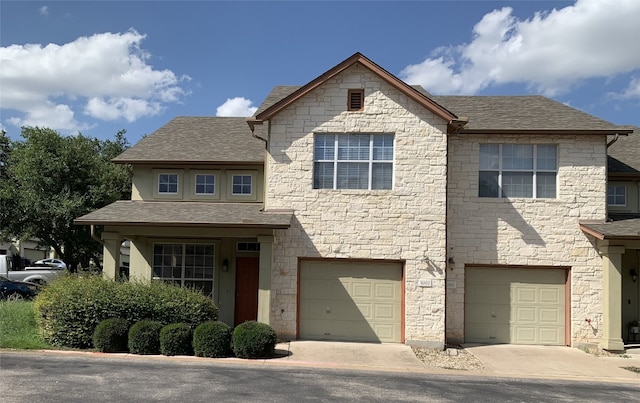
(39, 6), (48, 16)
(400, 0), (640, 96)
(216, 97), (258, 117)
(0, 30), (190, 132)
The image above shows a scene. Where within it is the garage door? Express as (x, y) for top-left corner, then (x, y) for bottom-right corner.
(465, 267), (566, 345)
(299, 260), (402, 343)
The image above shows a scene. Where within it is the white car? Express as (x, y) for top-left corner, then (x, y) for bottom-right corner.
(34, 258), (67, 269)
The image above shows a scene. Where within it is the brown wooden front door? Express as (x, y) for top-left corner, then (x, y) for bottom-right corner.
(234, 257), (259, 326)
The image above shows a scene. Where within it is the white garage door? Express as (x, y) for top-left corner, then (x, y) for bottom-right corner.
(465, 267), (566, 345)
(299, 260), (402, 343)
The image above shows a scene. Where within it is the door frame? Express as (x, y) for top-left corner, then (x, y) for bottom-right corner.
(234, 256), (260, 326)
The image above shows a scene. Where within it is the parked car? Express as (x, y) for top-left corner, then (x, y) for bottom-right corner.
(0, 275), (38, 301)
(1, 255), (66, 285)
(34, 258), (67, 269)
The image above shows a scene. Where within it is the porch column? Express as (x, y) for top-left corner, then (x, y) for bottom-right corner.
(600, 245), (625, 351)
(101, 232), (121, 280)
(257, 235), (273, 325)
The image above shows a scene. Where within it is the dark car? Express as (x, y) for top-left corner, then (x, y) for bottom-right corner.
(0, 275), (38, 301)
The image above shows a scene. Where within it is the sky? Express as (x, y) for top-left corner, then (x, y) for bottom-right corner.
(1, 0), (640, 146)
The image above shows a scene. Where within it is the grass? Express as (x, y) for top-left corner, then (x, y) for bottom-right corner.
(623, 366), (640, 374)
(0, 301), (52, 349)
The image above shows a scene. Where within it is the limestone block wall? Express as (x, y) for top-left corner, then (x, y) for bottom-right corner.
(446, 134), (607, 345)
(264, 64), (449, 346)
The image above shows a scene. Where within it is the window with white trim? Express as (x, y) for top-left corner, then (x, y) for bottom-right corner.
(607, 185), (626, 206)
(479, 144), (557, 198)
(314, 133), (394, 190)
(153, 243), (215, 297)
(195, 174), (215, 195)
(158, 173), (178, 194)
(232, 175), (252, 195)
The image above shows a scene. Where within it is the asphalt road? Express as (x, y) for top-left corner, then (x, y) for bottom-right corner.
(1, 351), (639, 402)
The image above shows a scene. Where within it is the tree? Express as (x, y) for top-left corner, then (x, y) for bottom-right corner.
(0, 127), (132, 271)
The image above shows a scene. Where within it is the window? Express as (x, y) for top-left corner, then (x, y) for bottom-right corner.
(153, 243), (214, 297)
(232, 175), (252, 195)
(158, 173), (178, 194)
(479, 144), (557, 198)
(195, 174), (215, 195)
(314, 133), (394, 190)
(348, 89), (364, 111)
(237, 242), (260, 252)
(607, 185), (626, 206)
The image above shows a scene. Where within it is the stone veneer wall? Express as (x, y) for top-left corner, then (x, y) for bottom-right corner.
(446, 134), (607, 345)
(264, 64), (448, 347)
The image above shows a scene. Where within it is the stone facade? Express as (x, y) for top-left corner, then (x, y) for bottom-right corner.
(265, 64), (449, 347)
(446, 134), (608, 345)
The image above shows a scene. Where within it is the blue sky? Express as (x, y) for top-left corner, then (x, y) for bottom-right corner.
(1, 0), (639, 145)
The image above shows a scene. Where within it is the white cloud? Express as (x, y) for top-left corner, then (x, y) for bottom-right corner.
(0, 30), (189, 132)
(216, 97), (258, 117)
(400, 0), (640, 96)
(39, 6), (48, 16)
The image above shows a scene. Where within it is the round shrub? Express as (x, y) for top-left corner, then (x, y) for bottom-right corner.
(92, 318), (129, 353)
(232, 321), (277, 359)
(128, 320), (163, 355)
(160, 323), (193, 356)
(193, 321), (233, 358)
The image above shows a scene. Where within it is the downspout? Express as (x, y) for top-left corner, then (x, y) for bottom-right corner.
(90, 225), (102, 244)
(247, 119), (269, 211)
(606, 134), (619, 148)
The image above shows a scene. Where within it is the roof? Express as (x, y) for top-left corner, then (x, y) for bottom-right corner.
(113, 117), (265, 164)
(580, 217), (640, 240)
(75, 201), (292, 229)
(608, 126), (640, 177)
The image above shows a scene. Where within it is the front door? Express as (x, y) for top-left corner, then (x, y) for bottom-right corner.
(234, 257), (259, 326)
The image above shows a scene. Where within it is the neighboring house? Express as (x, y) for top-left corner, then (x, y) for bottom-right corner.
(76, 53), (638, 350)
(0, 239), (52, 262)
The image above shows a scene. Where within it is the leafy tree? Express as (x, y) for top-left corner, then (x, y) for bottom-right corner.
(0, 127), (131, 270)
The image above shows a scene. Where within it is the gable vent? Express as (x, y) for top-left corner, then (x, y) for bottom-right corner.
(348, 89), (364, 111)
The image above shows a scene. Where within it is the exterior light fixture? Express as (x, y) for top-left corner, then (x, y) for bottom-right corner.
(222, 258), (229, 272)
(630, 268), (638, 282)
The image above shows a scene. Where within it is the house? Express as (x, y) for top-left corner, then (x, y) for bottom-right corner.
(76, 53), (638, 350)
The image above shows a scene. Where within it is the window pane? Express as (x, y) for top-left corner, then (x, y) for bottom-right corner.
(372, 163), (392, 189)
(195, 174), (215, 194)
(502, 172), (533, 197)
(502, 145), (533, 170)
(537, 145), (557, 170)
(479, 144), (500, 170)
(337, 162), (368, 189)
(373, 134), (394, 160)
(313, 162), (334, 189)
(537, 172), (556, 198)
(158, 174), (178, 193)
(607, 185), (626, 205)
(338, 135), (369, 160)
(232, 175), (252, 194)
(479, 171), (499, 197)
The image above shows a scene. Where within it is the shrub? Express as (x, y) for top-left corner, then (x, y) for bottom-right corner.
(34, 274), (219, 348)
(128, 319), (163, 355)
(232, 321), (277, 359)
(160, 323), (193, 356)
(193, 321), (232, 358)
(92, 318), (129, 353)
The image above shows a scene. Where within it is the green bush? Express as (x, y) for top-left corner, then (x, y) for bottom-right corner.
(92, 318), (129, 353)
(34, 274), (219, 348)
(193, 321), (232, 358)
(128, 319), (163, 355)
(160, 323), (193, 356)
(232, 321), (277, 359)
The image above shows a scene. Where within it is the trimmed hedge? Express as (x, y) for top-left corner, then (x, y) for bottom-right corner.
(128, 319), (163, 355)
(232, 321), (277, 359)
(193, 321), (232, 358)
(160, 323), (193, 356)
(92, 318), (129, 353)
(34, 274), (219, 348)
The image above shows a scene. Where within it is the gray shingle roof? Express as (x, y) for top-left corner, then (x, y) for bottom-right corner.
(75, 201), (292, 229)
(580, 218), (640, 240)
(113, 117), (265, 164)
(607, 126), (640, 175)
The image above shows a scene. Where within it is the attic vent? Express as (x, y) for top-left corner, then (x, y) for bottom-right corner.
(348, 89), (364, 111)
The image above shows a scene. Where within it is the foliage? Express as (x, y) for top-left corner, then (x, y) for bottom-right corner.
(34, 274), (219, 348)
(0, 127), (132, 269)
(232, 321), (277, 359)
(193, 321), (232, 358)
(128, 319), (163, 355)
(160, 323), (193, 356)
(0, 301), (52, 349)
(92, 318), (130, 353)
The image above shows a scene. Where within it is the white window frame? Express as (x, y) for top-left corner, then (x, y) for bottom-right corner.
(152, 242), (216, 298)
(313, 133), (394, 190)
(231, 174), (253, 196)
(194, 174), (215, 195)
(158, 173), (179, 194)
(607, 185), (627, 206)
(479, 144), (557, 199)
(227, 171), (257, 201)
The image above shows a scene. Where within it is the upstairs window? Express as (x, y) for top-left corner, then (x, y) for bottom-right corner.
(232, 175), (252, 195)
(607, 185), (626, 206)
(479, 144), (557, 198)
(195, 174), (215, 195)
(314, 133), (394, 190)
(158, 173), (178, 194)
(348, 89), (364, 111)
